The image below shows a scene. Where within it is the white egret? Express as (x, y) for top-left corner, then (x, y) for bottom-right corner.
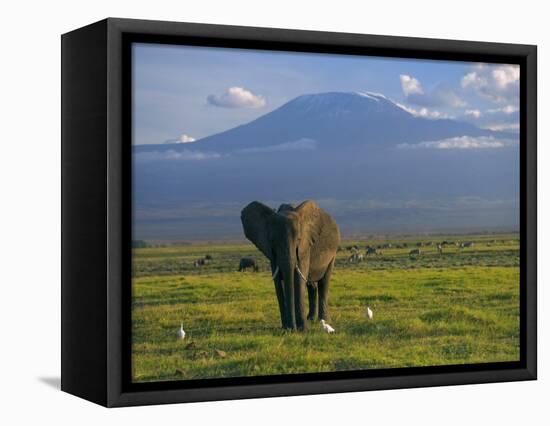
(177, 322), (186, 340)
(366, 307), (374, 320)
(320, 319), (335, 334)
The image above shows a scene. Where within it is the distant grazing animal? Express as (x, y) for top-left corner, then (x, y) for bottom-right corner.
(366, 307), (373, 320)
(425, 241), (433, 246)
(402, 243), (408, 248)
(460, 242), (475, 249)
(177, 322), (186, 340)
(194, 258), (206, 267)
(409, 248), (421, 257)
(320, 319), (335, 334)
(204, 254), (213, 260)
(238, 257), (259, 272)
(348, 253), (364, 263)
(416, 242), (423, 247)
(366, 247), (379, 256)
(437, 243), (443, 255)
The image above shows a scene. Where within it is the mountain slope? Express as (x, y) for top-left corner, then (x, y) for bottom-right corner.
(135, 92), (508, 153)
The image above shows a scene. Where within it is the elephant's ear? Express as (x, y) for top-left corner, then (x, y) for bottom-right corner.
(295, 200), (323, 259)
(241, 201), (275, 259)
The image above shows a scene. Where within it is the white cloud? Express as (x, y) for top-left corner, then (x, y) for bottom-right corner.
(461, 71), (480, 88)
(465, 109), (482, 119)
(239, 138), (317, 153)
(400, 75), (423, 96)
(459, 104), (519, 133)
(481, 123), (520, 132)
(397, 135), (515, 150)
(164, 133), (196, 144)
(135, 149), (221, 162)
(163, 134), (197, 144)
(135, 138), (318, 162)
(487, 105), (518, 115)
(207, 87), (266, 108)
(399, 74), (465, 108)
(492, 66), (520, 89)
(395, 102), (449, 119)
(461, 64), (519, 103)
(415, 107), (447, 119)
(477, 105), (519, 132)
(178, 134), (196, 143)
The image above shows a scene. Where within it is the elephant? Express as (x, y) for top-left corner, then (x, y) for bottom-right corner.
(241, 200), (340, 331)
(238, 257), (259, 272)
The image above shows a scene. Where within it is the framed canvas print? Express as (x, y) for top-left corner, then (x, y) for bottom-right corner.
(61, 18), (537, 407)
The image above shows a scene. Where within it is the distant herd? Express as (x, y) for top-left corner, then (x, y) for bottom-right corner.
(338, 240), (477, 263)
(189, 239), (484, 271)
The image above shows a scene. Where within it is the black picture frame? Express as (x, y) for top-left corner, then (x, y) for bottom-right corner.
(61, 17), (537, 407)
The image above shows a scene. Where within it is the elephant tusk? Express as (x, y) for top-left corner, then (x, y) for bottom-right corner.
(271, 266), (279, 280)
(295, 264), (307, 282)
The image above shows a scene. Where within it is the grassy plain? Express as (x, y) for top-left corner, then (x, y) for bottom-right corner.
(131, 234), (520, 382)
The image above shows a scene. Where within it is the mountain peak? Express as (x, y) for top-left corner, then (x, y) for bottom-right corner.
(354, 91), (389, 101)
(291, 90), (394, 105)
(282, 91), (408, 119)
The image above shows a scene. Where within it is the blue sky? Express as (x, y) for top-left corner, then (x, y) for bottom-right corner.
(132, 42), (520, 145)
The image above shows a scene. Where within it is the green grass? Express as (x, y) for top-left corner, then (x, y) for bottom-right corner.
(131, 234), (520, 382)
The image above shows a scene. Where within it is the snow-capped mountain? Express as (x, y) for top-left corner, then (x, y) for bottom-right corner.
(135, 91), (507, 154)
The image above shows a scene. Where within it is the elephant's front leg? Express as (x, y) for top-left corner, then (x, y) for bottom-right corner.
(318, 258), (335, 321)
(272, 263), (287, 328)
(294, 269), (308, 330)
(307, 282), (318, 320)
